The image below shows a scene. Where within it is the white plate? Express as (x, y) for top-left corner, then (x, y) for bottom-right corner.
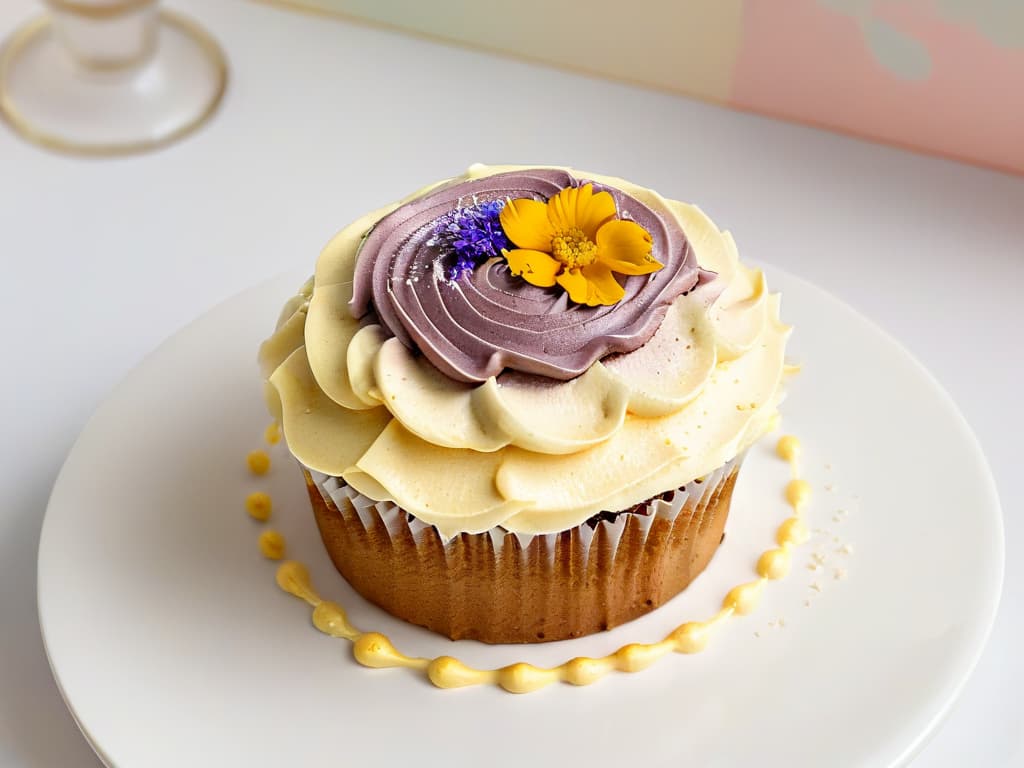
(38, 268), (1003, 768)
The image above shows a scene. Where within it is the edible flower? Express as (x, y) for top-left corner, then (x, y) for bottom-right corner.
(499, 184), (662, 306)
(428, 199), (511, 281)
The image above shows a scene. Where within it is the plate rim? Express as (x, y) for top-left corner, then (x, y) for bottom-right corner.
(37, 264), (1005, 768)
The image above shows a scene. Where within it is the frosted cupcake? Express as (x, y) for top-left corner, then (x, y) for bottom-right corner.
(259, 165), (790, 643)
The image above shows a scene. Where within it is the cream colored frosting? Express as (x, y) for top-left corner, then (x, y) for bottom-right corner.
(259, 165), (791, 537)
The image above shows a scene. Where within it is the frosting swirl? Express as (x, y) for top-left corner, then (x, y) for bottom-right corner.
(348, 169), (711, 383)
(259, 165), (792, 538)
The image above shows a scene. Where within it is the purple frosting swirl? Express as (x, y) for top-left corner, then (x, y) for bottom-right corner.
(348, 169), (713, 383)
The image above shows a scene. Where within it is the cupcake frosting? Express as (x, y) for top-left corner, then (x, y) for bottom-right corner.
(348, 168), (715, 383)
(260, 164), (791, 538)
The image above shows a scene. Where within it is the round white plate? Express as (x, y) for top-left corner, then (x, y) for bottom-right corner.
(39, 268), (1003, 768)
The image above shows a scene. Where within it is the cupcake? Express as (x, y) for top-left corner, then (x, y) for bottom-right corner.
(259, 165), (790, 644)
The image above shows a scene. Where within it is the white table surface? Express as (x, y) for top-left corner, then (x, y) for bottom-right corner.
(1, 1), (1020, 765)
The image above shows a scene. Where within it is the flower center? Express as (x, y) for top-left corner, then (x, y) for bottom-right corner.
(550, 227), (598, 270)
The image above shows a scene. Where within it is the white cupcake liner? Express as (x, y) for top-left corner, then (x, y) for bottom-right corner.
(306, 453), (742, 564)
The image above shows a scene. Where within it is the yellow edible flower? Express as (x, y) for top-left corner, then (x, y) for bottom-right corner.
(499, 184), (663, 306)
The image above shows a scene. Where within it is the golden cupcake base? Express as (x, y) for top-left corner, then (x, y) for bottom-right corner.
(305, 468), (737, 644)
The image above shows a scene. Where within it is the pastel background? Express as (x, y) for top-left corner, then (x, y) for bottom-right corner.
(266, 0), (1024, 174)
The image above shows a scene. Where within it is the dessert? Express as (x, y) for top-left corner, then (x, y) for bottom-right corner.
(259, 164), (791, 644)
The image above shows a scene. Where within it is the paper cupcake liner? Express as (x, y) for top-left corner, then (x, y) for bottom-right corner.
(302, 455), (742, 644)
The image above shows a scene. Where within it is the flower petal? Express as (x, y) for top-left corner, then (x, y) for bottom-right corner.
(500, 198), (555, 251)
(595, 219), (662, 275)
(547, 184), (616, 240)
(555, 268), (592, 305)
(504, 248), (561, 287)
(580, 262), (626, 306)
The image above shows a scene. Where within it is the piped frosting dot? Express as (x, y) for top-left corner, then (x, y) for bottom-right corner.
(264, 422), (281, 445)
(757, 548), (791, 580)
(246, 492), (272, 521)
(786, 479), (812, 510)
(563, 657), (608, 686)
(247, 450), (271, 475)
(776, 434), (800, 463)
(723, 580), (764, 615)
(671, 622), (710, 653)
(497, 662), (556, 694)
(258, 530), (285, 560)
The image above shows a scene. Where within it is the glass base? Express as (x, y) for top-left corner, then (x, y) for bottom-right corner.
(0, 10), (227, 155)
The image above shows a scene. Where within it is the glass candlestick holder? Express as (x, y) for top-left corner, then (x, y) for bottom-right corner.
(0, 0), (227, 155)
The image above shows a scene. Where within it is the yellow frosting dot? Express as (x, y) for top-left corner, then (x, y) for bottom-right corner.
(671, 622), (710, 654)
(614, 642), (669, 673)
(275, 561), (318, 604)
(264, 422), (281, 445)
(427, 656), (485, 689)
(777, 516), (809, 546)
(247, 450), (271, 475)
(757, 548), (790, 580)
(563, 657), (607, 686)
(258, 530), (285, 560)
(353, 632), (412, 669)
(313, 601), (356, 639)
(723, 580), (764, 615)
(245, 492), (272, 521)
(498, 662), (555, 694)
(786, 479), (812, 510)
(776, 435), (800, 463)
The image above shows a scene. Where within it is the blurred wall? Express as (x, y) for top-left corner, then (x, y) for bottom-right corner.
(275, 0), (1024, 174)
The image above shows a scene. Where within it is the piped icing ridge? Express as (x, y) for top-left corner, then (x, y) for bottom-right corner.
(259, 165), (791, 537)
(348, 168), (714, 383)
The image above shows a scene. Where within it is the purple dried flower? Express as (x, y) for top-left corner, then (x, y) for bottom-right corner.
(428, 198), (511, 280)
